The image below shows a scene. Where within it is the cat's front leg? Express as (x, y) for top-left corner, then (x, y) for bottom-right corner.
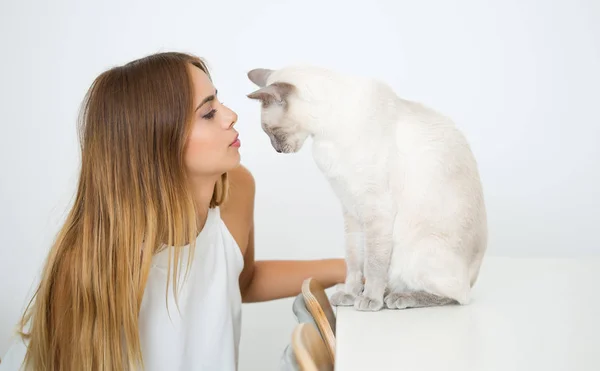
(354, 211), (393, 311)
(330, 211), (364, 306)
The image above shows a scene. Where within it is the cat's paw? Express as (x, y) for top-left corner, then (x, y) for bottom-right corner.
(384, 292), (409, 309)
(345, 280), (364, 297)
(353, 294), (384, 311)
(330, 290), (355, 306)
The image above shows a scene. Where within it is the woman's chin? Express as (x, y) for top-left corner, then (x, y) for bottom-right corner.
(224, 152), (241, 170)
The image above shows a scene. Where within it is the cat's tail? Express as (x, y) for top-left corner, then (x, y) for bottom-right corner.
(384, 290), (458, 310)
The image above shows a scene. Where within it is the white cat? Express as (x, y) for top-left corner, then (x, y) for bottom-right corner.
(247, 66), (487, 311)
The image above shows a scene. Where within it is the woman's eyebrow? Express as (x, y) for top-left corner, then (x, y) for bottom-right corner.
(195, 89), (218, 112)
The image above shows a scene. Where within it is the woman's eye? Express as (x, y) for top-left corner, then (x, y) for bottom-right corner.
(203, 110), (216, 119)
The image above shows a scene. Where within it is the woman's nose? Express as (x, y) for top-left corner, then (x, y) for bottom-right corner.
(223, 105), (238, 129)
(230, 110), (238, 128)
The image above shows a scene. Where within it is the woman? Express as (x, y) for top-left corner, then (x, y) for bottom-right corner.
(2, 52), (345, 370)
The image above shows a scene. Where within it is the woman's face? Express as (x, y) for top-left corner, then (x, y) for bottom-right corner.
(184, 64), (241, 178)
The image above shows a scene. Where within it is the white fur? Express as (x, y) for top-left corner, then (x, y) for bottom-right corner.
(247, 66), (487, 311)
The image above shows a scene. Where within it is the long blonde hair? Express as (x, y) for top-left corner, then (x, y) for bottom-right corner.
(17, 52), (228, 370)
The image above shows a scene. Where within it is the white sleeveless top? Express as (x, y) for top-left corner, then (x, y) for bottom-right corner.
(139, 206), (244, 370)
(0, 207), (244, 371)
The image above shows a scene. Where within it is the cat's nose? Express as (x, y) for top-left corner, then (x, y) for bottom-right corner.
(269, 135), (281, 152)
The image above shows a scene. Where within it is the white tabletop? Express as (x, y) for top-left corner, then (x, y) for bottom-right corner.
(334, 257), (600, 371)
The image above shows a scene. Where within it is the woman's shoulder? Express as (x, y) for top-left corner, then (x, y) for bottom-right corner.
(219, 165), (255, 252)
(226, 165), (255, 196)
(222, 164), (255, 212)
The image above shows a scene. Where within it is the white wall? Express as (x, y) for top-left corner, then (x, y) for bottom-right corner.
(1, 0), (599, 369)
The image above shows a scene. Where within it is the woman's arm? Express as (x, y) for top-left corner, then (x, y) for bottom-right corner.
(241, 248), (346, 303)
(220, 165), (346, 303)
(240, 223), (346, 303)
(243, 260), (346, 302)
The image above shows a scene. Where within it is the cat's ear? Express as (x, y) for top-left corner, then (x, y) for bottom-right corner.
(247, 68), (273, 87)
(247, 82), (295, 105)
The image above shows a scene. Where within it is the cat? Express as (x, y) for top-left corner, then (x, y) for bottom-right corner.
(246, 66), (487, 311)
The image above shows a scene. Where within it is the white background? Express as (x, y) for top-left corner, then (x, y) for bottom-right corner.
(1, 0), (599, 369)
